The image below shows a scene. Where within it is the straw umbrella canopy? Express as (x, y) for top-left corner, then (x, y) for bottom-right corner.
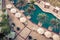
(45, 2), (50, 6)
(20, 17), (27, 23)
(44, 2), (50, 8)
(55, 7), (60, 10)
(15, 12), (22, 18)
(37, 28), (45, 34)
(52, 34), (60, 40)
(44, 31), (52, 38)
(6, 4), (12, 9)
(10, 8), (17, 13)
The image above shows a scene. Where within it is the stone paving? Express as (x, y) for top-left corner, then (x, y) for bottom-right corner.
(4, 0), (60, 40)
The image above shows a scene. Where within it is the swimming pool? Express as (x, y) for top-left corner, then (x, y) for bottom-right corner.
(13, 0), (60, 34)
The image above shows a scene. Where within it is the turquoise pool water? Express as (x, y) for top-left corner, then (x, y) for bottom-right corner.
(13, 0), (60, 34)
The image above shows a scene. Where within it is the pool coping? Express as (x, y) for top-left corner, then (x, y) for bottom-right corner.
(5, 0), (60, 40)
(34, 1), (60, 19)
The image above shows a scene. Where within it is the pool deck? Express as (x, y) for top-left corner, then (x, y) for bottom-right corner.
(5, 0), (60, 40)
(34, 1), (60, 19)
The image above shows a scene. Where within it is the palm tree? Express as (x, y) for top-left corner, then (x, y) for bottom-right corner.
(58, 22), (60, 28)
(50, 18), (59, 27)
(16, 0), (26, 6)
(29, 4), (35, 10)
(50, 18), (60, 33)
(25, 8), (32, 16)
(29, 4), (34, 9)
(15, 0), (27, 9)
(28, 0), (35, 10)
(37, 13), (48, 23)
(57, 22), (60, 32)
(17, 0), (24, 4)
(26, 8), (32, 13)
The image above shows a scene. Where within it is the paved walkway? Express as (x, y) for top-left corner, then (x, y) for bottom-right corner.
(5, 0), (60, 40)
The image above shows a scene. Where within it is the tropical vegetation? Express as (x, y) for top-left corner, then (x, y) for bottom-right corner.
(25, 4), (35, 14)
(15, 0), (27, 7)
(29, 4), (35, 10)
(25, 8), (32, 14)
(0, 14), (10, 40)
(37, 13), (60, 33)
(50, 19), (59, 27)
(10, 0), (60, 34)
(37, 13), (48, 23)
(50, 18), (60, 30)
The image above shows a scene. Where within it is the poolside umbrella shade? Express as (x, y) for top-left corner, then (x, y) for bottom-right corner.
(45, 2), (50, 5)
(44, 31), (52, 38)
(52, 34), (60, 40)
(6, 4), (12, 9)
(20, 17), (27, 23)
(37, 28), (45, 34)
(15, 12), (22, 18)
(55, 7), (60, 10)
(10, 8), (17, 13)
(53, 7), (60, 13)
(44, 2), (50, 8)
